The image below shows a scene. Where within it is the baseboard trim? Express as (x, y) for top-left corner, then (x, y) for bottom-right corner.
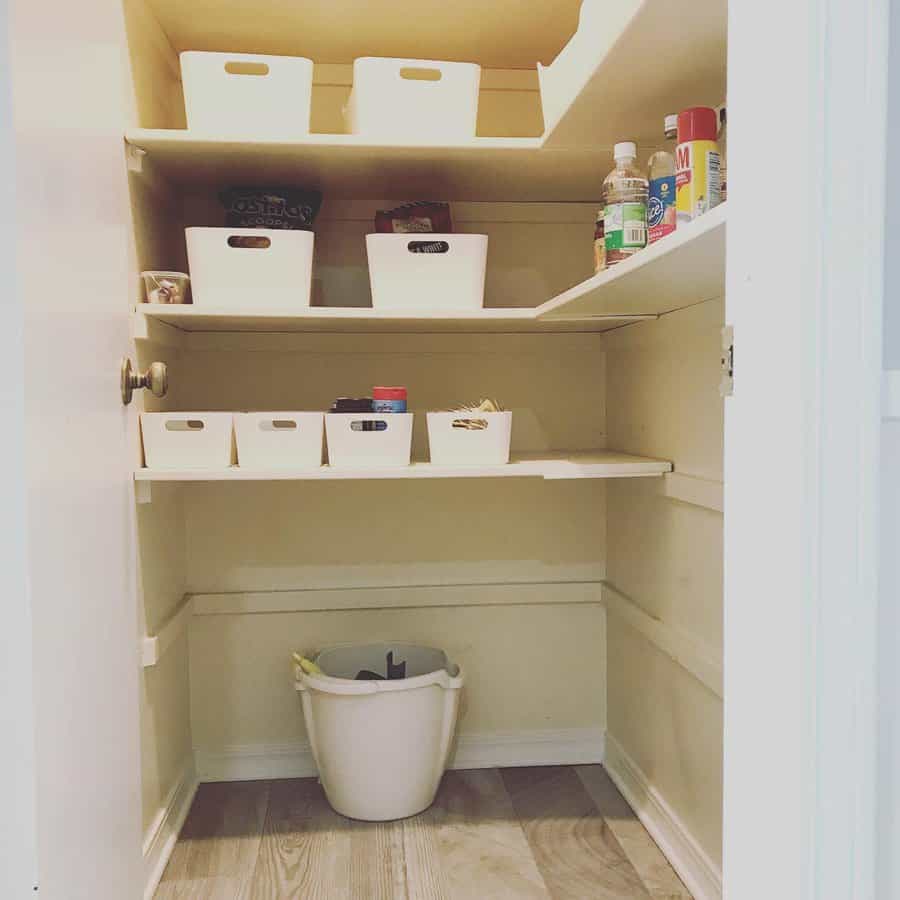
(195, 727), (606, 783)
(142, 759), (198, 900)
(604, 735), (722, 900)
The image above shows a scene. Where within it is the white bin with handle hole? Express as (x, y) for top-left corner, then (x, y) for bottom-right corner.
(140, 412), (233, 470)
(366, 234), (487, 311)
(294, 643), (464, 821)
(234, 412), (324, 470)
(427, 411), (512, 466)
(186, 227), (314, 309)
(344, 57), (480, 139)
(325, 413), (413, 468)
(180, 52), (314, 135)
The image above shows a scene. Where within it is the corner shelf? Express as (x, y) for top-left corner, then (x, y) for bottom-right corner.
(536, 205), (726, 320)
(134, 451), (672, 485)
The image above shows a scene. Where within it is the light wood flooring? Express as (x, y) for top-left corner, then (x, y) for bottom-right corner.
(156, 765), (691, 899)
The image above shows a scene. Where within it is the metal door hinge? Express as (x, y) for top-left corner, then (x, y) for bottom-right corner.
(720, 325), (734, 397)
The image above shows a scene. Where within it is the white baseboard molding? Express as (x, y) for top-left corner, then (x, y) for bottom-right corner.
(195, 727), (605, 783)
(142, 758), (198, 900)
(605, 735), (722, 900)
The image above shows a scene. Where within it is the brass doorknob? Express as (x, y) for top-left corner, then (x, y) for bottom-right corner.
(121, 358), (168, 405)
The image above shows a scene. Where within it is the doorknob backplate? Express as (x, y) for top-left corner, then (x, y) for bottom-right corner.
(121, 357), (168, 405)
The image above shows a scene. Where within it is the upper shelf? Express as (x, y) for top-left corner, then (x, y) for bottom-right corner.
(133, 206), (725, 340)
(126, 0), (727, 199)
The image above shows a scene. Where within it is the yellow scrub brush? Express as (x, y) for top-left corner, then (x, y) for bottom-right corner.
(292, 652), (323, 676)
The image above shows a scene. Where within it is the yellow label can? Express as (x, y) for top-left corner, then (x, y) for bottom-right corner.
(675, 139), (721, 225)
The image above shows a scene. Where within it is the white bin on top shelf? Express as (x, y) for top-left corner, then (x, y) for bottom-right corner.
(325, 413), (413, 468)
(427, 411), (512, 466)
(234, 412), (324, 470)
(344, 57), (481, 139)
(180, 52), (314, 135)
(140, 412), (233, 470)
(294, 643), (464, 821)
(186, 227), (314, 309)
(365, 234), (488, 311)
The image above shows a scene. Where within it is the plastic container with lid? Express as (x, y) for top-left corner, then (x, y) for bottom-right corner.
(647, 115), (678, 245)
(675, 106), (721, 224)
(372, 386), (407, 413)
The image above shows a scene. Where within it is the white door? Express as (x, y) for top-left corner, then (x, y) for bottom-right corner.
(724, 0), (886, 897)
(3, 0), (143, 896)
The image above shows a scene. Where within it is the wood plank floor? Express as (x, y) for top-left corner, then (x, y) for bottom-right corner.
(156, 765), (691, 899)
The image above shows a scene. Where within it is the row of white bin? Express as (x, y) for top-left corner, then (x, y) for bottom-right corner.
(186, 229), (488, 311)
(181, 52), (481, 139)
(141, 411), (513, 471)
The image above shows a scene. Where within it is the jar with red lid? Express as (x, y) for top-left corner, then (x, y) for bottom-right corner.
(372, 386), (407, 413)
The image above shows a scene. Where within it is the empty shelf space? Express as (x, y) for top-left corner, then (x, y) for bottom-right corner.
(134, 451), (672, 483)
(536, 205), (727, 319)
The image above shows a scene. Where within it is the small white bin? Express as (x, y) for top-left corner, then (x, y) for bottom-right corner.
(344, 57), (480, 140)
(294, 643), (464, 821)
(180, 51), (313, 136)
(325, 413), (413, 468)
(234, 412), (324, 470)
(427, 411), (512, 466)
(140, 412), (233, 471)
(365, 234), (487, 311)
(186, 227), (314, 309)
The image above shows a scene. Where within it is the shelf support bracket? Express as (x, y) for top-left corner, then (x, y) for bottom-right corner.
(135, 480), (152, 505)
(125, 142), (146, 173)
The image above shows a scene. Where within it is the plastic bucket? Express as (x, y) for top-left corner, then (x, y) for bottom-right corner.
(294, 642), (464, 821)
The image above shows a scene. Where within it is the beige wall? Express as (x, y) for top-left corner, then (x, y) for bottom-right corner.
(603, 297), (724, 870)
(178, 333), (609, 754)
(190, 603), (605, 753)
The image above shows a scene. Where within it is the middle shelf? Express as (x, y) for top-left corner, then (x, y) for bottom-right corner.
(133, 206), (726, 341)
(134, 450), (673, 483)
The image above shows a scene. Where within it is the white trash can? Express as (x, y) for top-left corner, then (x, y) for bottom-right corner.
(294, 643), (464, 821)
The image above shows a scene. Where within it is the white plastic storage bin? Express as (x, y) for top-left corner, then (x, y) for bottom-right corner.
(186, 228), (314, 309)
(180, 52), (313, 136)
(140, 412), (233, 471)
(294, 643), (464, 821)
(365, 234), (488, 311)
(234, 412), (324, 470)
(325, 413), (413, 468)
(344, 57), (480, 140)
(427, 411), (512, 466)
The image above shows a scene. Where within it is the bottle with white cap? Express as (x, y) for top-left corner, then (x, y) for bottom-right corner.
(647, 115), (678, 245)
(602, 141), (648, 266)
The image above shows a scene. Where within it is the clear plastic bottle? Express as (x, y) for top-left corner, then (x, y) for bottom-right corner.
(602, 141), (648, 266)
(647, 115), (678, 245)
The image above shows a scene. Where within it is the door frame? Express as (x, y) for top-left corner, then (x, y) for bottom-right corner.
(724, 0), (887, 897)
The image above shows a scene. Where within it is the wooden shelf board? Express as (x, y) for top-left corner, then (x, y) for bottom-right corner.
(134, 451), (672, 483)
(125, 130), (609, 201)
(134, 305), (650, 336)
(535, 205), (727, 320)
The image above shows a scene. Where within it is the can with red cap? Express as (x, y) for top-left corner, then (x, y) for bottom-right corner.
(675, 106), (721, 225)
(372, 386), (407, 413)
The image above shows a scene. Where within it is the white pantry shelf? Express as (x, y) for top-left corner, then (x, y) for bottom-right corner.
(133, 305), (649, 339)
(536, 205), (727, 319)
(125, 131), (608, 201)
(132, 206), (724, 341)
(134, 451), (672, 484)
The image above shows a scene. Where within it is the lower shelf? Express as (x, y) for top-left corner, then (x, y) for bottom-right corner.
(134, 451), (672, 483)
